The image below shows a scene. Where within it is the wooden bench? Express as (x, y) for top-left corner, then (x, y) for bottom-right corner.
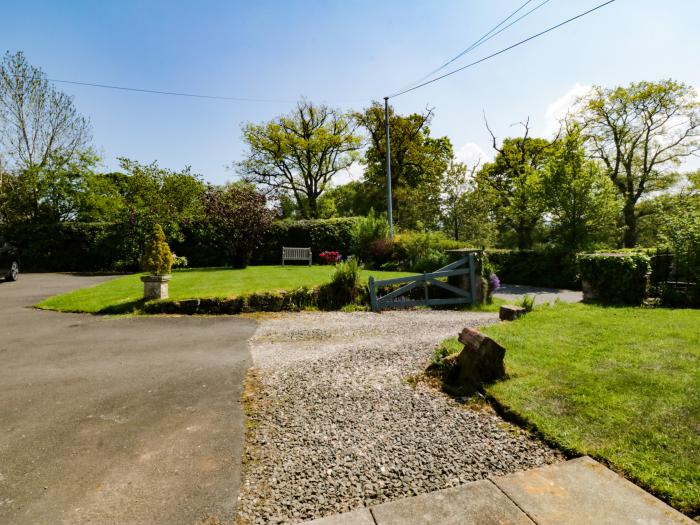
(282, 246), (312, 266)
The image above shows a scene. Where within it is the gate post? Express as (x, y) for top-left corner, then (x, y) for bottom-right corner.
(369, 276), (378, 312)
(446, 249), (485, 305)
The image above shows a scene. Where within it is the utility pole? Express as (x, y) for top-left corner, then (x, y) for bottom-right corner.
(384, 96), (394, 238)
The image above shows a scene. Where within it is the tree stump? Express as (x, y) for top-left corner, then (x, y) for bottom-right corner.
(455, 327), (506, 388)
(499, 304), (526, 321)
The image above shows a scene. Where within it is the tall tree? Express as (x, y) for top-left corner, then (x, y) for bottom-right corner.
(0, 51), (92, 222)
(441, 160), (479, 241)
(238, 100), (361, 219)
(354, 102), (453, 229)
(476, 120), (557, 249)
(574, 80), (700, 247)
(541, 127), (620, 251)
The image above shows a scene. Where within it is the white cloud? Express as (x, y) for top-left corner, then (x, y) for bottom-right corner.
(332, 161), (364, 186)
(543, 83), (593, 137)
(455, 142), (490, 167)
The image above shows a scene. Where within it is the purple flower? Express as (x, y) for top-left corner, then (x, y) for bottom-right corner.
(488, 273), (501, 292)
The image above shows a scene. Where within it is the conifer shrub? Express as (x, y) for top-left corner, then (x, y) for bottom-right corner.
(140, 224), (173, 275)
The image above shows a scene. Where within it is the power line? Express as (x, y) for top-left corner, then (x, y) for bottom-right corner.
(389, 0), (616, 99)
(399, 0), (546, 92)
(44, 77), (296, 103)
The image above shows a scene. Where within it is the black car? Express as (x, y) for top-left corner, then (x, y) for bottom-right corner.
(0, 237), (19, 281)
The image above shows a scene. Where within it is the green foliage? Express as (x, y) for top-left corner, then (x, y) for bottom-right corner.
(430, 338), (461, 368)
(541, 128), (620, 250)
(350, 209), (388, 264)
(253, 217), (359, 265)
(392, 230), (465, 272)
(140, 224), (173, 275)
(575, 79), (700, 247)
(238, 100), (361, 219)
(474, 134), (556, 249)
(517, 295), (536, 312)
(354, 102), (453, 229)
(202, 182), (275, 268)
(578, 253), (650, 305)
(317, 258), (363, 309)
(0, 222), (133, 272)
(656, 174), (700, 306)
(172, 253), (188, 268)
(486, 249), (580, 289)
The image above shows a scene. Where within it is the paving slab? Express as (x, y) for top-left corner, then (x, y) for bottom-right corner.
(302, 508), (376, 525)
(369, 479), (534, 525)
(492, 456), (694, 525)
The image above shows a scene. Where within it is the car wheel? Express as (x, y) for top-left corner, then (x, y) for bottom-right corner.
(6, 261), (18, 281)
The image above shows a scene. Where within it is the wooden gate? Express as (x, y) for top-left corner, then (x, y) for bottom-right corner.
(368, 253), (478, 312)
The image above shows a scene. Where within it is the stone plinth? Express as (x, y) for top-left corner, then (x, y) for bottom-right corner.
(141, 274), (171, 300)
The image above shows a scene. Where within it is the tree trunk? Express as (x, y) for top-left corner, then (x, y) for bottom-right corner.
(308, 194), (319, 219)
(622, 201), (637, 248)
(517, 224), (533, 250)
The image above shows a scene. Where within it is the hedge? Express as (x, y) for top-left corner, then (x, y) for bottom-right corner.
(578, 252), (650, 305)
(0, 222), (137, 272)
(142, 281), (361, 315)
(486, 249), (580, 290)
(252, 217), (359, 265)
(1, 218), (362, 272)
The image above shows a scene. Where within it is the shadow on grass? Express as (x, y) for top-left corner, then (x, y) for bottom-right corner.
(96, 299), (146, 315)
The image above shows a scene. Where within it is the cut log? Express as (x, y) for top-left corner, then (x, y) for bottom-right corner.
(499, 304), (527, 321)
(456, 327), (506, 387)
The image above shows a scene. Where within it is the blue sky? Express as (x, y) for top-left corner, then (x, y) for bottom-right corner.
(3, 0), (699, 184)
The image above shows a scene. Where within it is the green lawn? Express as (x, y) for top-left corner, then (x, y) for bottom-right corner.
(443, 303), (699, 514)
(37, 265), (414, 314)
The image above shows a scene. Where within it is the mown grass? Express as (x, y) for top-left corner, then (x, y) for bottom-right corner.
(36, 265), (414, 313)
(437, 303), (699, 515)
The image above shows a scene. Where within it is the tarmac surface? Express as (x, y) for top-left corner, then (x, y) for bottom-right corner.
(0, 273), (256, 525)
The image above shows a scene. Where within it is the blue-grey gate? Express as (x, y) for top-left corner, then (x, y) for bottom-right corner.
(368, 253), (477, 312)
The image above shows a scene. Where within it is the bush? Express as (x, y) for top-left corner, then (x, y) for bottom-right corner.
(392, 231), (466, 272)
(486, 249), (580, 289)
(141, 224), (173, 275)
(202, 183), (275, 268)
(317, 258), (363, 309)
(351, 210), (389, 264)
(578, 253), (650, 305)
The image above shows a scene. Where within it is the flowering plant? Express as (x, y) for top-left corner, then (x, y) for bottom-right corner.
(319, 251), (342, 264)
(488, 272), (501, 293)
(172, 253), (189, 268)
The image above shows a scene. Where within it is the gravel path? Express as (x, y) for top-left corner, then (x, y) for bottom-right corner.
(237, 311), (563, 525)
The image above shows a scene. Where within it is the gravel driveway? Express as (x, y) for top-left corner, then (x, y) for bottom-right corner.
(237, 310), (563, 525)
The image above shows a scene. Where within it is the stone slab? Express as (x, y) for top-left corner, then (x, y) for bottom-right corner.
(492, 456), (694, 525)
(370, 479), (534, 525)
(302, 508), (376, 525)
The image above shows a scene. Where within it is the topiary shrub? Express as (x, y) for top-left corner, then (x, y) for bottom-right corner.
(578, 252), (650, 305)
(140, 224), (173, 275)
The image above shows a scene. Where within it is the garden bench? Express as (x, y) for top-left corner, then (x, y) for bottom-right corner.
(282, 246), (312, 265)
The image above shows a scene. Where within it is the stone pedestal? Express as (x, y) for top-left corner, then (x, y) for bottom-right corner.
(141, 275), (171, 300)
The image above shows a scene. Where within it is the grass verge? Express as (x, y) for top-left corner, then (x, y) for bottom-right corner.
(36, 265), (413, 314)
(433, 303), (699, 515)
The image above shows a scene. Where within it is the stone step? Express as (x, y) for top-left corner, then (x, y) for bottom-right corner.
(301, 457), (693, 525)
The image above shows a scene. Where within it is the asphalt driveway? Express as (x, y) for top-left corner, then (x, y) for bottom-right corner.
(0, 273), (256, 525)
